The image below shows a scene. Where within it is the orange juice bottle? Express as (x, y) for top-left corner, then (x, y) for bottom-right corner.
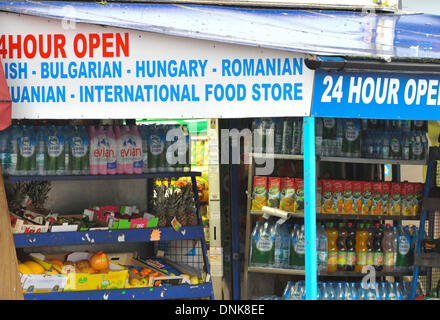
(355, 224), (369, 272)
(326, 223), (339, 272)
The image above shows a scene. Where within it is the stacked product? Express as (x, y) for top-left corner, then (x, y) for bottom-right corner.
(283, 280), (416, 300)
(252, 176), (423, 217)
(0, 123), (191, 176)
(317, 223), (418, 274)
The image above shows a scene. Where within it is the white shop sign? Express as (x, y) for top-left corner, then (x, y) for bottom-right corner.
(0, 12), (314, 119)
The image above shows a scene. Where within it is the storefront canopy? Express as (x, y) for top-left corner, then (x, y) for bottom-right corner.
(0, 1), (440, 61)
(0, 59), (11, 130)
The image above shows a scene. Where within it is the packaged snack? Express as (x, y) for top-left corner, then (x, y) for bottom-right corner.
(371, 182), (383, 215)
(317, 180), (323, 213)
(413, 183), (424, 216)
(280, 178), (296, 212)
(294, 178), (305, 213)
(352, 181), (362, 215)
(361, 182), (373, 215)
(382, 182), (390, 216)
(332, 181), (344, 214)
(267, 177), (281, 209)
(402, 183), (414, 216)
(343, 181), (353, 214)
(322, 180), (333, 214)
(390, 183), (402, 216)
(251, 176), (268, 211)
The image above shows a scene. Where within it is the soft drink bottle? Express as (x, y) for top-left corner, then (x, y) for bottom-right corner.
(326, 223), (338, 272)
(393, 226), (398, 269)
(382, 224), (395, 272)
(317, 224), (328, 272)
(355, 224), (368, 272)
(396, 226), (411, 272)
(373, 224), (384, 272)
(346, 222), (356, 271)
(130, 125), (143, 174)
(337, 223), (348, 271)
(105, 126), (117, 175)
(366, 224), (374, 268)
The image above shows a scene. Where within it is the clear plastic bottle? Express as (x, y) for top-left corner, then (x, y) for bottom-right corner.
(0, 127), (9, 174)
(395, 282), (403, 300)
(336, 282), (345, 300)
(388, 282), (397, 300)
(321, 282), (330, 300)
(274, 224), (290, 268)
(317, 224), (328, 272)
(375, 132), (383, 159)
(282, 281), (292, 300)
(402, 132), (411, 160)
(36, 126), (46, 176)
(380, 282), (389, 300)
(326, 282), (336, 300)
(63, 125), (72, 175)
(350, 282), (358, 300)
(382, 224), (395, 272)
(344, 282), (353, 300)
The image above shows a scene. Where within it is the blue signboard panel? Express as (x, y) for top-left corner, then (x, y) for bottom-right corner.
(312, 69), (440, 120)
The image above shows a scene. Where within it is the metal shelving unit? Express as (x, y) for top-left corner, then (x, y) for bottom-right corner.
(243, 152), (429, 299)
(10, 172), (213, 300)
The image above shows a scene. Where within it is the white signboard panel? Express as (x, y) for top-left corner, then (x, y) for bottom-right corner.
(0, 12), (314, 119)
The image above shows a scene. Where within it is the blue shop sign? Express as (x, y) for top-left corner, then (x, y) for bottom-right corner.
(312, 69), (440, 120)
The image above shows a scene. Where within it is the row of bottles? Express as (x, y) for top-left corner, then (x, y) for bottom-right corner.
(250, 220), (419, 272)
(283, 281), (417, 300)
(318, 222), (418, 273)
(0, 124), (191, 176)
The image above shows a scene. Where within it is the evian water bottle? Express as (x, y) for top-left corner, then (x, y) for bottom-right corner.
(130, 125), (143, 174)
(106, 126), (117, 175)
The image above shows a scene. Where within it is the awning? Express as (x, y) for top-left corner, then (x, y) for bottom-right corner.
(0, 59), (11, 130)
(0, 1), (440, 61)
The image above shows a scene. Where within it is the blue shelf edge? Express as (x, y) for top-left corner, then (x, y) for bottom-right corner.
(13, 226), (205, 248)
(5, 171), (201, 182)
(23, 282), (213, 300)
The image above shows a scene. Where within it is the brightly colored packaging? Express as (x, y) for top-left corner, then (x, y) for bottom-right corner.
(105, 126), (117, 175)
(343, 181), (353, 214)
(250, 221), (276, 266)
(333, 181), (344, 214)
(382, 182), (390, 216)
(267, 177), (281, 208)
(355, 224), (369, 272)
(130, 125), (143, 174)
(252, 176), (268, 210)
(402, 183), (414, 216)
(371, 182), (383, 215)
(326, 223), (338, 272)
(294, 178), (304, 213)
(322, 180), (333, 214)
(317, 180), (323, 213)
(382, 224), (395, 272)
(352, 181), (362, 215)
(361, 182), (373, 215)
(280, 178), (296, 212)
(413, 184), (424, 216)
(390, 183), (402, 216)
(116, 126), (133, 175)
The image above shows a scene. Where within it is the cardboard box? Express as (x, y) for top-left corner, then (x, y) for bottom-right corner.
(30, 252), (129, 292)
(12, 219), (50, 234)
(51, 223), (79, 233)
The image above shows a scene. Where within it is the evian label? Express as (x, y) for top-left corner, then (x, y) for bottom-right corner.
(93, 135), (114, 160)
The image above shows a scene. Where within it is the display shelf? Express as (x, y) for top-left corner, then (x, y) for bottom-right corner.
(247, 266), (416, 277)
(249, 153), (304, 160)
(250, 210), (420, 221)
(320, 156), (427, 166)
(5, 171), (201, 182)
(23, 283), (213, 300)
(248, 266), (305, 275)
(13, 226), (205, 248)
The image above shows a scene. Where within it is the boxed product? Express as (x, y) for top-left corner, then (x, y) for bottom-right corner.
(280, 178), (296, 212)
(267, 177), (281, 209)
(342, 181), (353, 214)
(18, 255), (68, 293)
(371, 182), (383, 215)
(252, 176), (268, 210)
(402, 183), (415, 216)
(390, 183), (402, 216)
(361, 182), (373, 215)
(382, 182), (391, 216)
(294, 178), (304, 213)
(352, 181), (363, 215)
(322, 180), (333, 214)
(30, 252), (129, 291)
(332, 180), (344, 214)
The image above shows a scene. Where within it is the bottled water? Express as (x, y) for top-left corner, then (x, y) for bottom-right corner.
(344, 282), (353, 300)
(395, 282), (403, 300)
(282, 281), (292, 300)
(374, 133), (382, 159)
(388, 282), (397, 300)
(326, 282), (336, 300)
(8, 125), (19, 175)
(336, 282), (345, 300)
(382, 132), (390, 159)
(317, 224), (328, 272)
(402, 133), (410, 160)
(36, 126), (46, 176)
(63, 126), (72, 175)
(274, 224), (290, 268)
